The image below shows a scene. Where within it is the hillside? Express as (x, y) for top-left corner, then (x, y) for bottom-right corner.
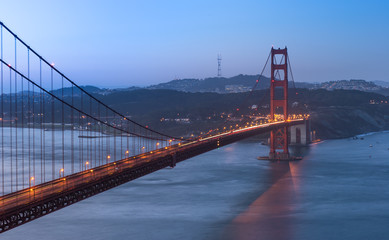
(147, 74), (269, 93)
(147, 75), (389, 96)
(93, 88), (389, 139)
(147, 74), (315, 93)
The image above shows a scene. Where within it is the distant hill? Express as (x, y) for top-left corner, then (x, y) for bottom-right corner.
(98, 88), (389, 139)
(6, 83), (389, 139)
(147, 74), (317, 93)
(374, 80), (389, 88)
(148, 74), (270, 93)
(49, 76), (389, 97)
(50, 85), (106, 97)
(317, 79), (389, 96)
(50, 85), (141, 97)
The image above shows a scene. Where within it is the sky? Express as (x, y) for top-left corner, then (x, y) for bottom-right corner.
(0, 0), (388, 87)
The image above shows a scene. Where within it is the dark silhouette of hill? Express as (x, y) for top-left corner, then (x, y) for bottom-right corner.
(147, 74), (268, 92)
(147, 74), (316, 93)
(95, 88), (389, 139)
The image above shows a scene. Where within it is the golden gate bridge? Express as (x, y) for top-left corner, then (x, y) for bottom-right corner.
(0, 21), (308, 233)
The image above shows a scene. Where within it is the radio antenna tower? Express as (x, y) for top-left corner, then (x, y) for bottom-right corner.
(217, 54), (222, 77)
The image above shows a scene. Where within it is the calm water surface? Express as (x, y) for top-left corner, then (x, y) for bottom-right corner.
(2, 132), (389, 240)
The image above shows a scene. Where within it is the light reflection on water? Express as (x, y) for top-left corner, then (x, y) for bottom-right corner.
(221, 161), (299, 240)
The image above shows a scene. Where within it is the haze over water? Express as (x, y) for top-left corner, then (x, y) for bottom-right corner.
(2, 131), (389, 240)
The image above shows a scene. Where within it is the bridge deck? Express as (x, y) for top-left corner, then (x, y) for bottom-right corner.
(0, 119), (305, 233)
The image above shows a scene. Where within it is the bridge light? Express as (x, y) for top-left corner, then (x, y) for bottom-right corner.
(29, 176), (35, 188)
(50, 62), (55, 66)
(59, 168), (64, 178)
(125, 150), (129, 154)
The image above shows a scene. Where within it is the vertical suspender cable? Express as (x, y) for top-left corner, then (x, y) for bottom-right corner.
(15, 37), (18, 191)
(28, 80), (31, 186)
(9, 65), (13, 192)
(78, 92), (85, 171)
(21, 75), (25, 188)
(51, 67), (54, 180)
(33, 62), (36, 185)
(28, 49), (31, 189)
(88, 103), (91, 167)
(62, 76), (64, 176)
(0, 24), (3, 195)
(40, 59), (44, 182)
(71, 84), (74, 173)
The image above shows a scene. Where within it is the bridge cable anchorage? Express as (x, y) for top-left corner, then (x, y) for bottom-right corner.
(0, 21), (187, 142)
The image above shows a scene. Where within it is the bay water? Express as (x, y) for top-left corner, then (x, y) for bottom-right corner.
(2, 131), (389, 240)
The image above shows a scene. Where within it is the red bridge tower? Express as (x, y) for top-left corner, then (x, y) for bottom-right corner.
(269, 47), (289, 160)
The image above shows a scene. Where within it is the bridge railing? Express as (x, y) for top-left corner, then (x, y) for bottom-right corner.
(0, 141), (183, 213)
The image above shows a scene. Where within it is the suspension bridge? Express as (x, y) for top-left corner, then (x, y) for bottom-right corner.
(0, 22), (309, 233)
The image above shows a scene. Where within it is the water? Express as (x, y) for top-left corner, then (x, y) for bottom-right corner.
(2, 132), (389, 240)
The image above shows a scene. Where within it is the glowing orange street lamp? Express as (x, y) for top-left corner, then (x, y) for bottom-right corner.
(59, 168), (64, 178)
(29, 176), (35, 189)
(107, 155), (111, 163)
(85, 161), (89, 170)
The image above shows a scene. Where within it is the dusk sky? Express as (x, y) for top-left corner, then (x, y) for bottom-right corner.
(1, 0), (388, 87)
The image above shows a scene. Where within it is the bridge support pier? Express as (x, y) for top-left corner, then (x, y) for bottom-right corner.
(170, 153), (177, 168)
(290, 120), (311, 145)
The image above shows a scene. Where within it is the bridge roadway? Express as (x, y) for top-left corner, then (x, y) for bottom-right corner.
(0, 119), (305, 233)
